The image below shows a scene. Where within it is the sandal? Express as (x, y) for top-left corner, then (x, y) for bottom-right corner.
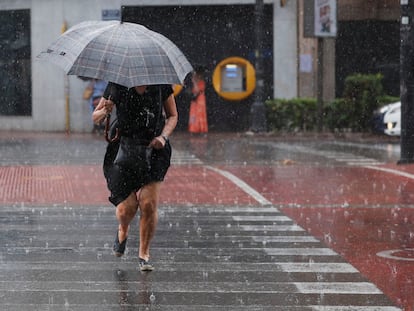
(113, 231), (127, 257)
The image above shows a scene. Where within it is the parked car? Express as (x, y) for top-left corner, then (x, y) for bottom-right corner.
(372, 104), (390, 134)
(382, 101), (401, 136)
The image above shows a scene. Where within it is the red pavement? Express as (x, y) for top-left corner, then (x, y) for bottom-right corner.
(0, 164), (256, 206)
(225, 162), (414, 311)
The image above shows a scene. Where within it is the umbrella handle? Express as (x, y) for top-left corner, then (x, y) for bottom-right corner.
(104, 113), (120, 143)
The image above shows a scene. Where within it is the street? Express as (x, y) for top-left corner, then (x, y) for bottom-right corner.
(0, 131), (412, 310)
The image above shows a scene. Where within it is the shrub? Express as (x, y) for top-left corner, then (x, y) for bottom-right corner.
(265, 98), (317, 131)
(342, 73), (385, 131)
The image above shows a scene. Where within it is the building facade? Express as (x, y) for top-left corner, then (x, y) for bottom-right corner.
(0, 0), (401, 132)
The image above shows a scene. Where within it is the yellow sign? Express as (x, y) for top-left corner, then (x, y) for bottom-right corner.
(212, 57), (256, 101)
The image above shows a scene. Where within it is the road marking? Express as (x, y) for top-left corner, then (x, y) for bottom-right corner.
(311, 307), (402, 311)
(251, 236), (320, 243)
(205, 165), (272, 206)
(239, 224), (305, 231)
(377, 248), (414, 261)
(232, 215), (292, 222)
(365, 165), (414, 180)
(269, 143), (384, 166)
(276, 262), (359, 273)
(295, 282), (382, 294)
(264, 247), (338, 256)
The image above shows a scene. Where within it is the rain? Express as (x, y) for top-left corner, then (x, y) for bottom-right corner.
(0, 0), (412, 311)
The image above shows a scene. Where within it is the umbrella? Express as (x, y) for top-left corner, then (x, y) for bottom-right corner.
(37, 20), (193, 87)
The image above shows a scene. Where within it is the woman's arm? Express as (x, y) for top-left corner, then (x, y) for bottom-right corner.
(149, 93), (178, 149)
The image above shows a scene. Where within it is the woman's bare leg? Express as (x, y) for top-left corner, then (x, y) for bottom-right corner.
(116, 192), (139, 242)
(138, 182), (161, 261)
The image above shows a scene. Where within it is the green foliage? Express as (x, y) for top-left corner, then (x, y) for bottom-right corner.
(342, 73), (385, 131)
(376, 95), (400, 107)
(265, 73), (397, 133)
(323, 98), (354, 131)
(265, 98), (317, 131)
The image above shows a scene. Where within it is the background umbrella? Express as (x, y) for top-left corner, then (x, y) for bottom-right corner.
(37, 20), (193, 87)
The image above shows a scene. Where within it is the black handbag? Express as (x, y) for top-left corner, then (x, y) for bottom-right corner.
(114, 136), (152, 174)
(112, 86), (164, 174)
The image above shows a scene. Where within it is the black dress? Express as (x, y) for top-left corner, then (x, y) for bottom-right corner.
(102, 83), (173, 206)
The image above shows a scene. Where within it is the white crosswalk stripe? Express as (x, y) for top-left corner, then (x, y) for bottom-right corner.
(269, 142), (384, 166)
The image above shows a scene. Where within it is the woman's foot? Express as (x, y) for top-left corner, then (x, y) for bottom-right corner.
(139, 257), (154, 271)
(113, 230), (127, 257)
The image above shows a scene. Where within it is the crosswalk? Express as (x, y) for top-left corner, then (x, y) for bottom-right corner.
(269, 142), (384, 166)
(0, 205), (402, 310)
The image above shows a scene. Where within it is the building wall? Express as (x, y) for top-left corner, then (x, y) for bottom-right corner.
(273, 0), (298, 99)
(0, 0), (402, 132)
(0, 0), (281, 132)
(339, 0), (399, 21)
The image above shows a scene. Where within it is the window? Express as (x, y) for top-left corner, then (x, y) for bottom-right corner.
(0, 9), (31, 116)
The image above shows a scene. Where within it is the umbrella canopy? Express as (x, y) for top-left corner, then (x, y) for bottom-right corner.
(37, 21), (193, 87)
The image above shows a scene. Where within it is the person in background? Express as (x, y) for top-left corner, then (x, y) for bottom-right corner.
(188, 69), (208, 134)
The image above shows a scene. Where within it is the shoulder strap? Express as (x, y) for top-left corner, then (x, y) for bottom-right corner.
(154, 86), (164, 136)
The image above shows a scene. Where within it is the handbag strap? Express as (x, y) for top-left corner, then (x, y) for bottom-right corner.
(154, 86), (164, 136)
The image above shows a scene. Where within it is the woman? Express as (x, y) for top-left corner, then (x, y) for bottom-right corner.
(92, 83), (178, 271)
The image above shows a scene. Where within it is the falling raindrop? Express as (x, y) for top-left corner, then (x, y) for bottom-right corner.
(377, 229), (383, 239)
(202, 271), (208, 280)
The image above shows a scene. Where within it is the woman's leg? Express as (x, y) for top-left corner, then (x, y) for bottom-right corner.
(116, 192), (139, 242)
(138, 182), (161, 261)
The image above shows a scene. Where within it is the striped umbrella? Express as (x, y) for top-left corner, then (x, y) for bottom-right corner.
(37, 20), (193, 87)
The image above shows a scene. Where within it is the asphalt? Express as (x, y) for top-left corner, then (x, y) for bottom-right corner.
(0, 130), (412, 311)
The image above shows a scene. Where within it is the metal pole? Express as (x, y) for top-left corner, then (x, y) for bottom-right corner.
(250, 0), (267, 132)
(61, 21), (70, 134)
(317, 37), (324, 131)
(399, 0), (414, 164)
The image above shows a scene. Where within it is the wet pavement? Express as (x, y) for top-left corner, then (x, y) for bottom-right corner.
(0, 131), (413, 310)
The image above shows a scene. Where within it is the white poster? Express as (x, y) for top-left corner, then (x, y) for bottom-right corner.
(300, 54), (312, 73)
(314, 0), (337, 37)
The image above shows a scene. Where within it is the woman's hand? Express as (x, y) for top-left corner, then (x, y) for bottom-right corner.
(103, 97), (114, 114)
(149, 136), (166, 149)
(92, 97), (114, 124)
